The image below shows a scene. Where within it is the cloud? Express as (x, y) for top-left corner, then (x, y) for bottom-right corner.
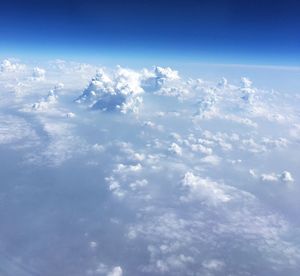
(31, 89), (58, 111)
(142, 66), (180, 92)
(0, 114), (39, 146)
(129, 179), (148, 191)
(75, 66), (143, 114)
(66, 112), (76, 118)
(168, 142), (183, 156)
(200, 154), (221, 166)
(217, 77), (228, 88)
(260, 173), (279, 182)
(0, 58), (26, 73)
(194, 88), (219, 119)
(190, 143), (213, 155)
(180, 172), (231, 205)
(154, 66), (180, 81)
(252, 170), (295, 184)
(87, 263), (123, 276)
(279, 171), (294, 183)
(202, 259), (225, 271)
(114, 163), (142, 174)
(32, 67), (46, 81)
(75, 65), (183, 113)
(107, 266), (123, 276)
(290, 124), (300, 141)
(0, 58), (300, 275)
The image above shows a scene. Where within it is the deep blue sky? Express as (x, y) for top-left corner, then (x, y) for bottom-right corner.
(0, 0), (299, 65)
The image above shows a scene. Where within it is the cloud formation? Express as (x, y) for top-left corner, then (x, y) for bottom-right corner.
(0, 58), (299, 276)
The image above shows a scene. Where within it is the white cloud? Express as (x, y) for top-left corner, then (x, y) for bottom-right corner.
(0, 114), (38, 146)
(217, 77), (228, 88)
(114, 163), (142, 174)
(290, 124), (300, 141)
(241, 77), (252, 88)
(202, 259), (225, 271)
(0, 59), (300, 275)
(107, 266), (122, 276)
(190, 143), (213, 155)
(92, 143), (105, 152)
(66, 112), (76, 118)
(32, 67), (46, 81)
(89, 241), (98, 249)
(142, 66), (180, 91)
(168, 142), (183, 156)
(105, 176), (124, 197)
(200, 154), (221, 166)
(87, 263), (123, 276)
(129, 179), (148, 191)
(154, 66), (180, 81)
(180, 172), (231, 205)
(252, 170), (295, 184)
(75, 66), (143, 114)
(260, 173), (279, 182)
(0, 58), (26, 73)
(280, 171), (294, 183)
(31, 89), (58, 111)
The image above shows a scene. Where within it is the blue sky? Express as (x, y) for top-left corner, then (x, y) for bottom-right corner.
(0, 0), (300, 65)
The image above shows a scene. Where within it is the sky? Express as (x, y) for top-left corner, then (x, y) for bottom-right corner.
(0, 0), (300, 65)
(1, 2), (300, 275)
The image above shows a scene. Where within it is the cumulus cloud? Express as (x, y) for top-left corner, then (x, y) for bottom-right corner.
(75, 66), (183, 113)
(168, 142), (183, 156)
(75, 67), (143, 114)
(32, 67), (46, 81)
(31, 89), (58, 111)
(0, 58), (26, 73)
(107, 266), (123, 276)
(279, 171), (294, 183)
(252, 170), (295, 184)
(260, 173), (279, 182)
(180, 172), (231, 205)
(190, 143), (213, 155)
(141, 66), (180, 91)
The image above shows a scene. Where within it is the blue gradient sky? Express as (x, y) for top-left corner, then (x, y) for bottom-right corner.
(0, 0), (299, 65)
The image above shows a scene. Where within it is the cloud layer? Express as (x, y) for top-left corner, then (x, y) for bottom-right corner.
(0, 58), (300, 276)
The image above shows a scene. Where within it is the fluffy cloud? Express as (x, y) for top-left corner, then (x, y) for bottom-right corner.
(31, 89), (58, 111)
(32, 67), (46, 81)
(0, 58), (26, 73)
(75, 66), (183, 113)
(107, 266), (123, 276)
(180, 172), (231, 205)
(168, 142), (183, 156)
(251, 170), (295, 184)
(141, 66), (180, 91)
(280, 171), (294, 182)
(75, 67), (143, 114)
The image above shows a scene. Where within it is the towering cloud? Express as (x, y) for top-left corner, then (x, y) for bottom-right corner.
(75, 66), (144, 113)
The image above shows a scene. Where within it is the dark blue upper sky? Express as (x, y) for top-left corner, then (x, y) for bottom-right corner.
(0, 0), (299, 64)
